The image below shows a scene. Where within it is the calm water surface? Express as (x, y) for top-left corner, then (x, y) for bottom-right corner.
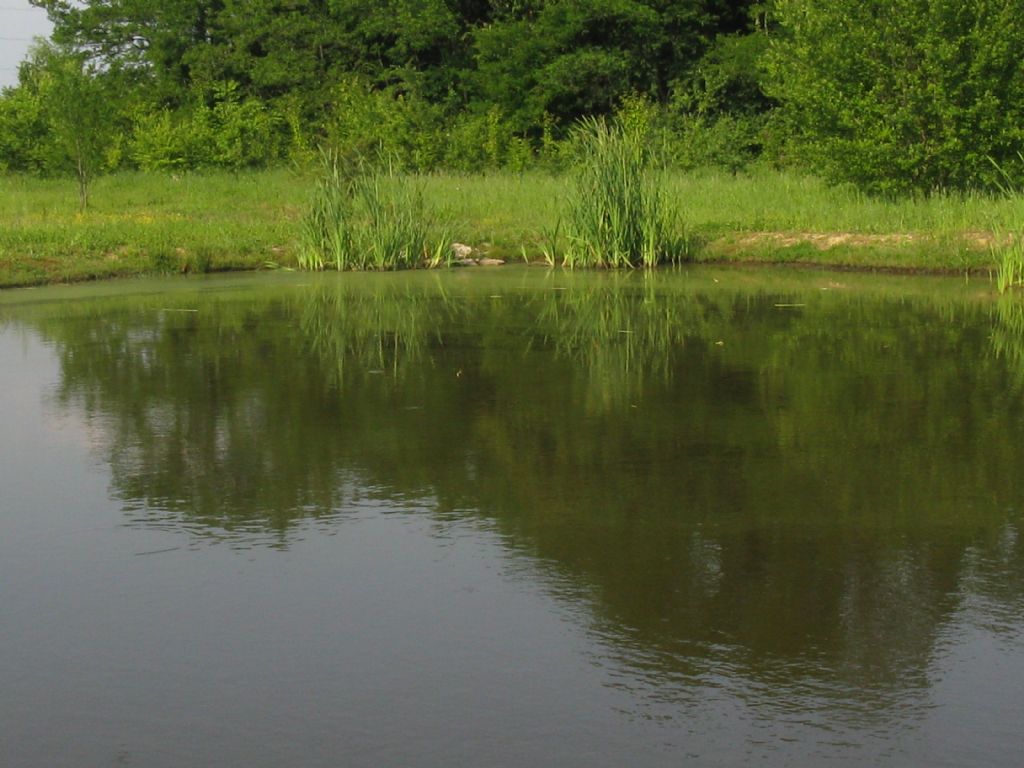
(1, 268), (1023, 767)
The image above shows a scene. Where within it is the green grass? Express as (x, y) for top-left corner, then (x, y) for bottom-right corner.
(0, 169), (305, 286)
(2, 166), (1023, 287)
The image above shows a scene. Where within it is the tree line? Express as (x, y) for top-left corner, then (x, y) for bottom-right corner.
(2, 0), (1023, 196)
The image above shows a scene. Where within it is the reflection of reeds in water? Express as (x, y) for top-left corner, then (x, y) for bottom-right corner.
(535, 275), (720, 408)
(294, 273), (732, 409)
(297, 278), (457, 385)
(990, 296), (1024, 387)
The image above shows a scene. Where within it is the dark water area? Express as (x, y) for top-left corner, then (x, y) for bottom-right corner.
(2, 267), (1023, 767)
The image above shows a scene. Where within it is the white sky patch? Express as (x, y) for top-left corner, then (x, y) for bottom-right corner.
(0, 2), (53, 88)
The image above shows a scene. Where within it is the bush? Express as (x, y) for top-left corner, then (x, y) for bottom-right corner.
(130, 109), (195, 171)
(131, 81), (284, 171)
(0, 85), (48, 172)
(324, 78), (447, 172)
(444, 106), (534, 172)
(669, 114), (765, 173)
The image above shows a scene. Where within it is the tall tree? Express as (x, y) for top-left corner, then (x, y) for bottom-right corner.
(473, 0), (761, 134)
(31, 0), (228, 100)
(474, 0), (661, 132)
(33, 0), (474, 105)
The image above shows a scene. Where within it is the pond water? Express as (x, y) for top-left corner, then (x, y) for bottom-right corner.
(1, 267), (1023, 767)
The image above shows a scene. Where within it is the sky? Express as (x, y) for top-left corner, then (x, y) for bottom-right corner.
(0, 2), (53, 88)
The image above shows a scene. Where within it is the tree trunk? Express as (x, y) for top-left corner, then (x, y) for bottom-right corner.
(76, 140), (88, 213)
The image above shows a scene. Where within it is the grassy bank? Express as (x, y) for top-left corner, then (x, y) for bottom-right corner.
(2, 167), (1022, 288)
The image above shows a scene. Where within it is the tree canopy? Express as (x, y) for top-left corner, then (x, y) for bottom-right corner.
(4, 0), (1024, 194)
(765, 0), (1024, 193)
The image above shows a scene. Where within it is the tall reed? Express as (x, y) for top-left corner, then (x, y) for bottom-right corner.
(994, 232), (1024, 294)
(563, 117), (685, 268)
(299, 152), (351, 270)
(299, 152), (447, 271)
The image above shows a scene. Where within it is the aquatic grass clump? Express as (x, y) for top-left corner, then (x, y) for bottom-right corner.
(994, 232), (1024, 294)
(299, 154), (350, 270)
(299, 153), (448, 271)
(563, 117), (686, 269)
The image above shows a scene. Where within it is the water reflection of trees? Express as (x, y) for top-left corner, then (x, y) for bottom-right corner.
(464, 286), (1024, 700)
(9, 270), (1024, 702)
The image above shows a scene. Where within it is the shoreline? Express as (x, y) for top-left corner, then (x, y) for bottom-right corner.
(0, 168), (1009, 289)
(0, 247), (998, 292)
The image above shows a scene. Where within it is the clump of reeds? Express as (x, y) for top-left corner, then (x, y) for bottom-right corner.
(299, 152), (448, 271)
(299, 152), (350, 270)
(563, 117), (686, 268)
(994, 231), (1024, 294)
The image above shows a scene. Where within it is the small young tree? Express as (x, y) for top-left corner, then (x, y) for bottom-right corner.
(44, 50), (115, 211)
(765, 0), (1024, 194)
(18, 44), (118, 211)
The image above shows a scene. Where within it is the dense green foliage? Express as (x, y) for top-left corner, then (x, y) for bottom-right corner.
(765, 0), (1024, 194)
(3, 0), (1024, 195)
(5, 1), (765, 175)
